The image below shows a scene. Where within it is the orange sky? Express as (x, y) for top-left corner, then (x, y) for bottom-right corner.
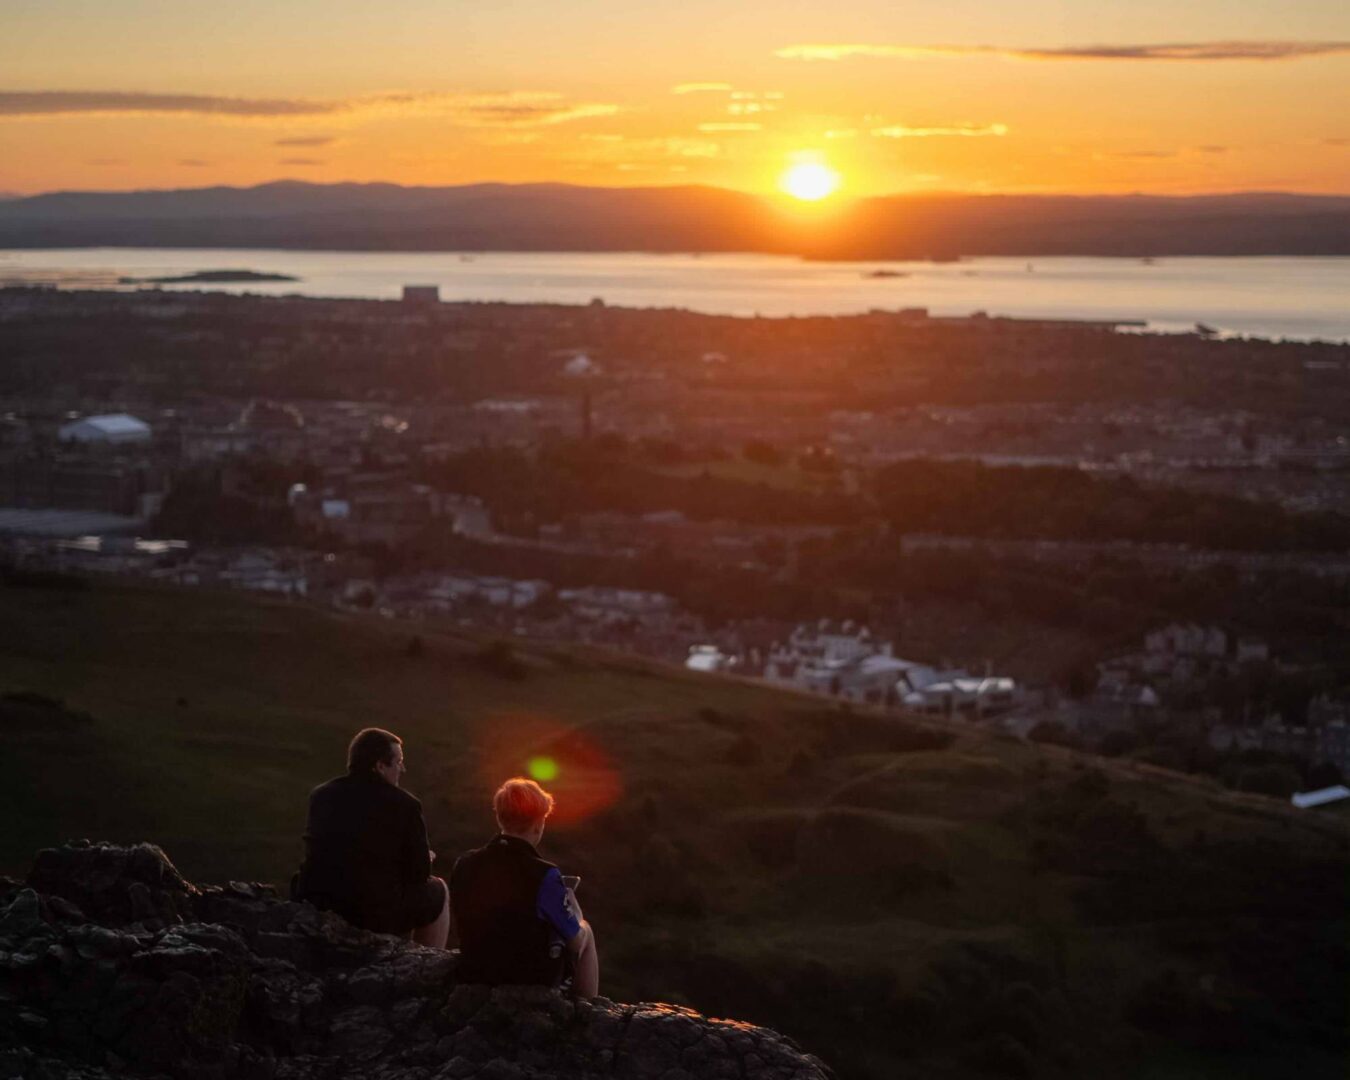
(1, 1), (1347, 197)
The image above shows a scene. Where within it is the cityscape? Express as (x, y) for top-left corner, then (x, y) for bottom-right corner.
(2, 3), (1348, 1079)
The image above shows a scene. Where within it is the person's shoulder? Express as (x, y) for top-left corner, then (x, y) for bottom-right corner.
(385, 784), (423, 813)
(309, 775), (349, 799)
(449, 839), (492, 879)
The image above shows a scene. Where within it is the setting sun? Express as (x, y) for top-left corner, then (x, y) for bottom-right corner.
(780, 161), (841, 201)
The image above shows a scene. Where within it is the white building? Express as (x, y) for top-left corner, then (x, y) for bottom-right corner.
(559, 586), (674, 622)
(903, 676), (1019, 717)
(1291, 785), (1350, 810)
(686, 645), (736, 673)
(58, 413), (152, 445)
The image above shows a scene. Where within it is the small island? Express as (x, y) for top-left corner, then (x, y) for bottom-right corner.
(863, 269), (911, 279)
(118, 269), (299, 284)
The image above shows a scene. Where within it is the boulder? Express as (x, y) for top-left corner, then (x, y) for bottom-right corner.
(0, 843), (832, 1080)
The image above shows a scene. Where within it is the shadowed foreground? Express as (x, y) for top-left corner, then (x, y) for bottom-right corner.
(0, 841), (831, 1080)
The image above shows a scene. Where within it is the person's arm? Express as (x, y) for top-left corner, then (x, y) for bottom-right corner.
(537, 869), (599, 997)
(535, 867), (583, 944)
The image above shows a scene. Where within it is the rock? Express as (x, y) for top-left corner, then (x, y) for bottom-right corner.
(0, 842), (834, 1080)
(27, 841), (197, 927)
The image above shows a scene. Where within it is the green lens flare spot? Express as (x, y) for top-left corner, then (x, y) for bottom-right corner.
(527, 756), (559, 782)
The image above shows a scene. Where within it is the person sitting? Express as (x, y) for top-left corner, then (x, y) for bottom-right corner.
(449, 777), (599, 997)
(293, 727), (449, 948)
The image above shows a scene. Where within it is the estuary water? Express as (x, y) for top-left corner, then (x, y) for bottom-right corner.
(0, 248), (1346, 342)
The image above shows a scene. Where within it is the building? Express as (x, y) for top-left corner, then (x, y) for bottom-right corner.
(58, 414), (152, 446)
(686, 645), (736, 673)
(402, 285), (440, 304)
(768, 620), (929, 704)
(1291, 785), (1350, 810)
(902, 676), (1019, 718)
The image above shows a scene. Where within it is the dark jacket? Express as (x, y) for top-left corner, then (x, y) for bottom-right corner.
(295, 773), (432, 934)
(450, 834), (563, 987)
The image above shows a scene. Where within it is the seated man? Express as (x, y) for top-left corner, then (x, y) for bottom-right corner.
(294, 727), (449, 948)
(450, 777), (599, 997)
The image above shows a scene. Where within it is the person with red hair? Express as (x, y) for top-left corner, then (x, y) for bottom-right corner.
(449, 777), (599, 997)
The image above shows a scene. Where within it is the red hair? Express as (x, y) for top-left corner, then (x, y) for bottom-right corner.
(494, 777), (555, 832)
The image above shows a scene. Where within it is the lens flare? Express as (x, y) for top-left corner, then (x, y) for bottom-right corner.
(527, 755), (559, 782)
(477, 712), (623, 828)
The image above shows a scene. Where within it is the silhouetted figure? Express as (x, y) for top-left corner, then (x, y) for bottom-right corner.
(294, 728), (449, 948)
(450, 778), (599, 997)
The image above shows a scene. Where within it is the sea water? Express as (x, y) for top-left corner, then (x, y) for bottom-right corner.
(0, 249), (1346, 342)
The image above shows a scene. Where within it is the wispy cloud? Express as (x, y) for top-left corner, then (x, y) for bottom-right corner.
(1196, 145), (1228, 154)
(1113, 149), (1176, 158)
(0, 89), (619, 127)
(697, 122), (762, 132)
(776, 40), (1350, 62)
(278, 157), (323, 165)
(672, 82), (733, 94)
(0, 90), (341, 117)
(871, 123), (1008, 138)
(452, 99), (619, 126)
(274, 135), (336, 147)
(177, 158), (211, 166)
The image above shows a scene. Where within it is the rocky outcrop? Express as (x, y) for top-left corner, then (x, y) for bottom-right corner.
(0, 841), (831, 1080)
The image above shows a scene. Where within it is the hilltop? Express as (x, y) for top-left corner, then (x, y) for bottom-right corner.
(0, 181), (1347, 256)
(1, 578), (1346, 1079)
(1, 840), (828, 1080)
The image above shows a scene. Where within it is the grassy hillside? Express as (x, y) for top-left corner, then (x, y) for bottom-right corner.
(1, 578), (1346, 1080)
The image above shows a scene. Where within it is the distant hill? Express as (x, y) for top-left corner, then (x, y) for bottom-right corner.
(0, 180), (1347, 256)
(1, 578), (1346, 1080)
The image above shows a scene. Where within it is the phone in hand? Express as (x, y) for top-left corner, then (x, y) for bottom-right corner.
(562, 875), (581, 892)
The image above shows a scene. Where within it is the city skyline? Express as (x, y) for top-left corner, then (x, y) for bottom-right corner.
(1, 0), (1348, 197)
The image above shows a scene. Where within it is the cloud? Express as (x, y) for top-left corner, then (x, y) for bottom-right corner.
(1326, 137), (1350, 146)
(1196, 145), (1228, 154)
(871, 122), (1008, 138)
(697, 122), (762, 132)
(274, 135), (336, 147)
(0, 89), (619, 127)
(1112, 150), (1176, 158)
(574, 136), (720, 166)
(775, 40), (1350, 62)
(177, 158), (211, 166)
(278, 157), (323, 165)
(451, 99), (619, 126)
(0, 90), (340, 117)
(672, 82), (733, 94)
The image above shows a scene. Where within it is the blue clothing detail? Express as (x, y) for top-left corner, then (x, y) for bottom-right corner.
(535, 867), (581, 942)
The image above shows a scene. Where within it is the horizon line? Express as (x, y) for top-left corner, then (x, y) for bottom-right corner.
(4, 178), (1350, 202)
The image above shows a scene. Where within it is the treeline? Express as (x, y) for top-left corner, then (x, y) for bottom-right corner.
(417, 440), (860, 526)
(874, 460), (1350, 551)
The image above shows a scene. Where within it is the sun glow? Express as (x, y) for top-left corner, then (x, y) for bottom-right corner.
(779, 160), (841, 201)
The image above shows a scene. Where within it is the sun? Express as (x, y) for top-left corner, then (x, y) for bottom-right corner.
(780, 161), (841, 201)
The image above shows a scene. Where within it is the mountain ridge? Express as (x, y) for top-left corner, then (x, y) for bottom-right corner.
(1, 181), (1347, 256)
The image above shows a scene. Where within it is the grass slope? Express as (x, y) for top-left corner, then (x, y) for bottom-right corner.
(1, 580), (1346, 1080)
